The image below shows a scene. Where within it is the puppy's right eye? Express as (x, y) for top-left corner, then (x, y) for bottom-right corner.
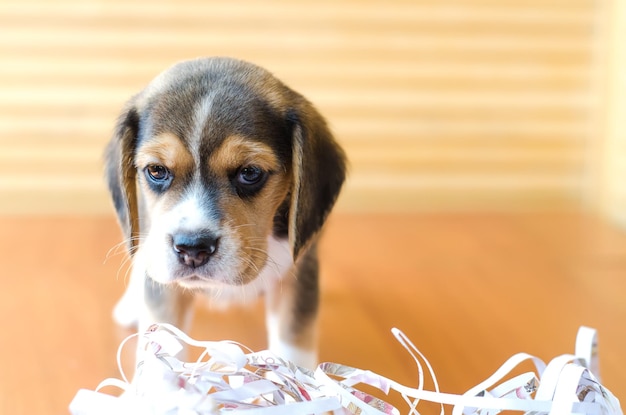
(144, 165), (173, 192)
(146, 164), (170, 181)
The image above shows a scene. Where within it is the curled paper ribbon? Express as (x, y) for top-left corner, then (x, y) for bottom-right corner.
(69, 325), (622, 415)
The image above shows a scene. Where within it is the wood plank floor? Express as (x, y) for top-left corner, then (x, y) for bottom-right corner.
(0, 212), (624, 414)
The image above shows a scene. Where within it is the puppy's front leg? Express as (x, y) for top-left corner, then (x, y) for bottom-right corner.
(265, 244), (320, 370)
(141, 279), (195, 334)
(113, 261), (194, 334)
(133, 278), (195, 378)
(113, 264), (194, 383)
(112, 263), (145, 329)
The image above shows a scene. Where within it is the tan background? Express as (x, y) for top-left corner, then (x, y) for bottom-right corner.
(1, 2), (626, 413)
(1, 0), (624, 221)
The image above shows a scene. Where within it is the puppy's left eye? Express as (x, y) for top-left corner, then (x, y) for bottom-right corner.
(237, 166), (265, 185)
(233, 165), (268, 198)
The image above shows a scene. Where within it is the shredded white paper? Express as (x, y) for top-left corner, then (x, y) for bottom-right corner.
(69, 324), (622, 415)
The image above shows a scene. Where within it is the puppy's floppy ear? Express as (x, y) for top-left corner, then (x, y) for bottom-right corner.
(105, 100), (141, 254)
(287, 105), (346, 259)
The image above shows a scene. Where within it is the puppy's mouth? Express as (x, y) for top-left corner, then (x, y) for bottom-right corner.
(145, 267), (229, 289)
(176, 275), (215, 289)
(165, 262), (258, 289)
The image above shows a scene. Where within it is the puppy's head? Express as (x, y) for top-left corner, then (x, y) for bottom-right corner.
(105, 57), (346, 289)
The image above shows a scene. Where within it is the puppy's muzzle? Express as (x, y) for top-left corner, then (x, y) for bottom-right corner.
(171, 231), (219, 269)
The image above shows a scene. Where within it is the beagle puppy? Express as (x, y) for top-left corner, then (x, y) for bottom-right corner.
(105, 57), (346, 369)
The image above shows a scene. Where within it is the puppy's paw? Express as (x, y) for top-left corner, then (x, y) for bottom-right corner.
(270, 340), (318, 371)
(112, 295), (139, 328)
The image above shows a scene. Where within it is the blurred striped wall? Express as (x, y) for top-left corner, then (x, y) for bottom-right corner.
(0, 0), (621, 215)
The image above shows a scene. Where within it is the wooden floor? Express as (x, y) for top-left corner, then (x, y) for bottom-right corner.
(0, 212), (624, 414)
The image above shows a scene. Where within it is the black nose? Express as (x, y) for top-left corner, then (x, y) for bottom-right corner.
(171, 232), (218, 268)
